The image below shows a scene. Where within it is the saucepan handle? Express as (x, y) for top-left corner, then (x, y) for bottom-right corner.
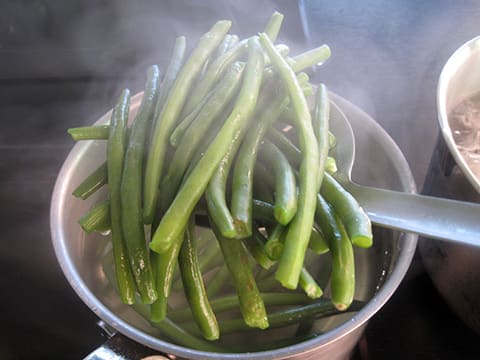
(84, 331), (170, 360)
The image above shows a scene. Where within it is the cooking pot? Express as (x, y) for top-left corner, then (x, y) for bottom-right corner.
(50, 92), (417, 359)
(420, 35), (480, 334)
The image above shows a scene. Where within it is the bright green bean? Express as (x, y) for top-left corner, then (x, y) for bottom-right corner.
(150, 37), (264, 254)
(150, 233), (183, 322)
(78, 199), (110, 234)
(259, 33), (320, 290)
(143, 20), (231, 224)
(313, 83), (330, 191)
(264, 11), (284, 41)
(160, 62), (244, 214)
(72, 161), (107, 200)
(321, 173), (373, 248)
(68, 125), (109, 141)
(242, 228), (276, 270)
(299, 268), (323, 299)
(259, 140), (298, 225)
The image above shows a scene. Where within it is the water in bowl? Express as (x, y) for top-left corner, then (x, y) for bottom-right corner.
(449, 91), (480, 177)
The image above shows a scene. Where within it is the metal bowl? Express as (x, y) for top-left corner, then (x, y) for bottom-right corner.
(421, 35), (480, 334)
(50, 92), (417, 359)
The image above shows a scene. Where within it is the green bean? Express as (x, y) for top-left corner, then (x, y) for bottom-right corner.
(252, 199), (276, 222)
(143, 20), (231, 224)
(169, 90), (212, 147)
(107, 88), (136, 304)
(150, 37), (264, 254)
(313, 83), (330, 191)
(264, 223), (285, 260)
(170, 292), (314, 322)
(315, 194), (355, 310)
(172, 238), (223, 291)
(180, 13), (283, 119)
(309, 226), (329, 255)
(78, 199), (110, 233)
(150, 233), (183, 322)
(68, 125), (109, 141)
(213, 34), (233, 59)
(321, 173), (373, 248)
(264, 11), (284, 41)
(217, 299), (364, 334)
(259, 33), (320, 290)
(72, 161), (107, 200)
(242, 228), (276, 270)
(325, 156), (338, 174)
(299, 268), (323, 299)
(230, 90), (289, 238)
(161, 62), (244, 214)
(182, 39), (248, 118)
(210, 220), (269, 329)
(120, 65), (160, 304)
(206, 265), (230, 298)
(151, 317), (222, 352)
(179, 216), (219, 340)
(288, 44), (331, 72)
(259, 140), (298, 225)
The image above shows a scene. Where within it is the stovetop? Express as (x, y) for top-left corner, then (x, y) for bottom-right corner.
(1, 1), (479, 359)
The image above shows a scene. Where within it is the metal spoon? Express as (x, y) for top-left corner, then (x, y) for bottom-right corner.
(330, 102), (480, 247)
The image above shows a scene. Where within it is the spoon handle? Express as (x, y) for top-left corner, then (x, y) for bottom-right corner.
(344, 182), (480, 247)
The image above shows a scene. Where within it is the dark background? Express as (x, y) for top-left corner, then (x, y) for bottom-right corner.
(1, 0), (479, 358)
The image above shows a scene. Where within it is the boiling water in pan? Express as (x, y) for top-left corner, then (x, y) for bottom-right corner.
(449, 91), (480, 178)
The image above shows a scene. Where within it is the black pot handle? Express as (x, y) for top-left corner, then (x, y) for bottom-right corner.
(84, 328), (171, 360)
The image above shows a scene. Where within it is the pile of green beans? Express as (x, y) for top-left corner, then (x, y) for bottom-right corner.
(68, 11), (372, 352)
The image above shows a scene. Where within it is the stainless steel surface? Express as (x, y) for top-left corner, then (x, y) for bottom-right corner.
(332, 96), (480, 247)
(420, 35), (480, 335)
(50, 92), (417, 359)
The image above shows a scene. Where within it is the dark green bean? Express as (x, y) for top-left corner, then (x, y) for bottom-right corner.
(150, 37), (264, 254)
(216, 299), (364, 334)
(206, 265), (229, 298)
(143, 20), (231, 224)
(68, 125), (109, 141)
(107, 88), (136, 304)
(120, 65), (160, 304)
(211, 220), (269, 329)
(179, 216), (219, 340)
(72, 161), (107, 200)
(170, 292), (314, 322)
(315, 194), (355, 310)
(259, 33), (320, 290)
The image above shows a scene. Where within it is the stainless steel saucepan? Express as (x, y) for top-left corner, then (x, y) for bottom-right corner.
(50, 93), (417, 359)
(421, 35), (480, 335)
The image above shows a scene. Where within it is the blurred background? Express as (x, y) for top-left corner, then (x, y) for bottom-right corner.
(1, 0), (480, 358)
